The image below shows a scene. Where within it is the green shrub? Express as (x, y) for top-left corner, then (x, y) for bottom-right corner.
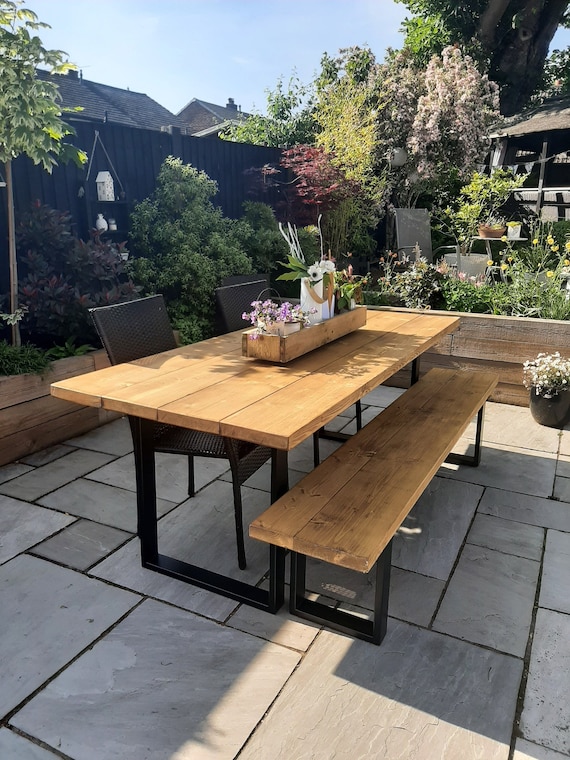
(0, 341), (51, 376)
(128, 157), (256, 341)
(440, 277), (495, 312)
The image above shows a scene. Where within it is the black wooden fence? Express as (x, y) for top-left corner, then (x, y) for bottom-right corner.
(0, 119), (285, 293)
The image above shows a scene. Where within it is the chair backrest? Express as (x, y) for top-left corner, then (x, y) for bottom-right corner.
(214, 278), (271, 333)
(393, 208), (433, 262)
(89, 295), (177, 365)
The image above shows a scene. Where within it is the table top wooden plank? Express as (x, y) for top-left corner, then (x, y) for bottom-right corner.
(50, 309), (459, 449)
(220, 315), (459, 448)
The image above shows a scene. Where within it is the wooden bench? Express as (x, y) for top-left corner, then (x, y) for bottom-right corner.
(250, 367), (499, 644)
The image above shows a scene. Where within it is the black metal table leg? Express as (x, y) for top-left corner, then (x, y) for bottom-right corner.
(131, 417), (285, 613)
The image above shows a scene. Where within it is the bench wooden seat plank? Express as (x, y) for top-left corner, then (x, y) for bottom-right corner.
(249, 367), (499, 643)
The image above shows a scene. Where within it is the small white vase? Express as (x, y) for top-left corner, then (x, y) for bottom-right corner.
(300, 278), (324, 324)
(507, 224), (521, 239)
(95, 213), (108, 232)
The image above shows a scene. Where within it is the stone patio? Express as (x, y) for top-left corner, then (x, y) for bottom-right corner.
(0, 386), (569, 759)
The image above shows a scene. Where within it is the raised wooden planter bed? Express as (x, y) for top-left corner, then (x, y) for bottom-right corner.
(374, 306), (570, 406)
(0, 350), (119, 467)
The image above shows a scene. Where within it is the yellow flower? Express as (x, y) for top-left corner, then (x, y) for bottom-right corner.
(507, 256), (513, 262)
(501, 235), (507, 242)
(532, 238), (539, 245)
(546, 271), (555, 278)
(565, 242), (570, 251)
(551, 245), (559, 252)
(547, 236), (555, 245)
(487, 260), (493, 266)
(501, 263), (508, 270)
(565, 260), (570, 266)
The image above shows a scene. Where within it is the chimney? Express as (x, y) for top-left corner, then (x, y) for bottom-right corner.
(226, 97), (238, 112)
(67, 69), (79, 79)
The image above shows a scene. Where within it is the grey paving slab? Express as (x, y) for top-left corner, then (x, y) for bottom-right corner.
(31, 519), (131, 571)
(65, 417), (133, 455)
(479, 403), (562, 453)
(12, 598), (301, 760)
(0, 728), (60, 759)
(239, 623), (523, 760)
(553, 474), (570, 503)
(442, 442), (557, 498)
(0, 448), (115, 501)
(227, 601), (320, 650)
(86, 450), (230, 502)
(433, 543), (540, 656)
(540, 529), (570, 614)
(91, 536), (239, 622)
(514, 738), (570, 759)
(20, 443), (76, 466)
(0, 554), (139, 718)
(0, 461), (34, 483)
(156, 480), (273, 577)
(554, 453), (570, 479)
(519, 608), (570, 755)
(479, 487), (570, 532)
(556, 428), (570, 457)
(38, 478), (177, 533)
(467, 512), (544, 561)
(0, 496), (76, 564)
(391, 476), (483, 580)
(361, 384), (405, 407)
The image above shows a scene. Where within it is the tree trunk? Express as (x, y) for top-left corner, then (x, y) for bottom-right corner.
(5, 160), (21, 347)
(476, 0), (570, 115)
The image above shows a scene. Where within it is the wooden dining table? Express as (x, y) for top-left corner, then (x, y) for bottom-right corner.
(50, 308), (460, 612)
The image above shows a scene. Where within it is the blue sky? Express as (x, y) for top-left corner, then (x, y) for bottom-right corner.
(32, 0), (570, 116)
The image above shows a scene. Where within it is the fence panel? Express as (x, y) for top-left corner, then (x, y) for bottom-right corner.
(0, 120), (285, 294)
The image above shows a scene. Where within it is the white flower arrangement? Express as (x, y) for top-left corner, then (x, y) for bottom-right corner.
(523, 352), (570, 396)
(277, 215), (335, 287)
(242, 299), (316, 337)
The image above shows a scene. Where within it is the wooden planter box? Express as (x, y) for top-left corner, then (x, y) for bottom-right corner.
(242, 307), (367, 363)
(0, 350), (119, 467)
(375, 306), (570, 406)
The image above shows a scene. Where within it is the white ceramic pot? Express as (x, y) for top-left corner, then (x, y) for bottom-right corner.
(300, 278), (324, 324)
(507, 224), (521, 239)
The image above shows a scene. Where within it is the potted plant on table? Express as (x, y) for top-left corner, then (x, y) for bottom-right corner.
(334, 265), (370, 311)
(523, 351), (570, 428)
(277, 218), (336, 323)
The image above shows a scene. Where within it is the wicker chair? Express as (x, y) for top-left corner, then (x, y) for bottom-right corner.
(89, 295), (272, 570)
(214, 277), (270, 333)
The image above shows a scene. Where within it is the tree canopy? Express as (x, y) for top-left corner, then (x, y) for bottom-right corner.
(396, 0), (570, 115)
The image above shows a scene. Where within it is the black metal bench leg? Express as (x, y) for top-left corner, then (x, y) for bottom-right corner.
(445, 404), (486, 467)
(289, 540), (393, 645)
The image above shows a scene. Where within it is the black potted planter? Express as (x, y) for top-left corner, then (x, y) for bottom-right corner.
(529, 387), (570, 429)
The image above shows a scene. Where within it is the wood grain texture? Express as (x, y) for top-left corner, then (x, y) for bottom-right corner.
(51, 311), (460, 449)
(249, 368), (498, 573)
(376, 307), (570, 406)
